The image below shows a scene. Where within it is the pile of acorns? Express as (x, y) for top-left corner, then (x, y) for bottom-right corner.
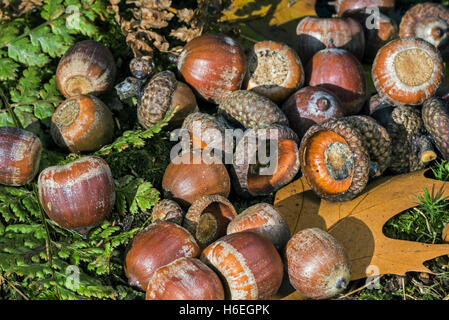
(2, 0), (449, 300)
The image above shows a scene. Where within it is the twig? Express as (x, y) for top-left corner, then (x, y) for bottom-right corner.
(1, 275), (29, 300)
(402, 277), (406, 300)
(337, 276), (382, 299)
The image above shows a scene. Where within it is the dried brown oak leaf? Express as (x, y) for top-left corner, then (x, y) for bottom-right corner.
(274, 170), (449, 299)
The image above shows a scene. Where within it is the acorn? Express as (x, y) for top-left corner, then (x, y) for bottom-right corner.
(201, 231), (284, 300)
(146, 257), (225, 300)
(0, 127), (42, 186)
(125, 221), (200, 291)
(233, 124), (300, 197)
(56, 40), (116, 98)
(285, 228), (351, 299)
(399, 3), (449, 61)
(218, 90), (288, 129)
(37, 156), (115, 235)
(372, 104), (436, 173)
(181, 112), (227, 155)
(300, 116), (391, 202)
(282, 86), (345, 139)
(372, 37), (444, 106)
(330, 0), (395, 17)
(162, 150), (231, 208)
(177, 34), (247, 104)
(138, 71), (198, 129)
(129, 56), (156, 80)
(50, 94), (114, 153)
(226, 203), (290, 251)
(422, 97), (449, 162)
(343, 9), (398, 62)
(183, 194), (237, 248)
(243, 40), (305, 103)
(151, 199), (185, 225)
(306, 47), (367, 115)
(296, 17), (365, 64)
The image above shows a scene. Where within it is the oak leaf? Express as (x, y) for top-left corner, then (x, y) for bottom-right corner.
(274, 170), (449, 299)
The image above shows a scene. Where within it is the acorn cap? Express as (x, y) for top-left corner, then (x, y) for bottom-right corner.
(232, 124), (300, 197)
(372, 105), (436, 173)
(399, 3), (449, 60)
(151, 199), (185, 225)
(300, 118), (370, 202)
(138, 71), (198, 129)
(182, 112), (227, 153)
(422, 97), (449, 161)
(129, 56), (156, 80)
(218, 90), (288, 129)
(183, 194), (237, 248)
(341, 115), (392, 177)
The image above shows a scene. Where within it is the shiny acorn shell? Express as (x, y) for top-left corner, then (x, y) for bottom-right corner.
(56, 40), (116, 98)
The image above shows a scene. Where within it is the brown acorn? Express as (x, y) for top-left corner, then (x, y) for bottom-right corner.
(343, 9), (398, 62)
(372, 104), (436, 173)
(162, 150), (231, 208)
(244, 40), (305, 103)
(330, 0), (395, 17)
(37, 156), (115, 235)
(282, 86), (346, 138)
(399, 3), (449, 61)
(125, 221), (200, 291)
(201, 231), (284, 300)
(56, 40), (116, 98)
(307, 47), (367, 115)
(233, 124), (300, 197)
(146, 257), (225, 300)
(138, 71), (198, 129)
(422, 98), (449, 161)
(226, 203), (290, 251)
(300, 116), (391, 202)
(296, 17), (365, 63)
(183, 194), (237, 248)
(218, 90), (288, 129)
(372, 37), (444, 106)
(177, 34), (247, 104)
(285, 228), (351, 299)
(51, 95), (114, 153)
(0, 127), (42, 186)
(151, 199), (185, 225)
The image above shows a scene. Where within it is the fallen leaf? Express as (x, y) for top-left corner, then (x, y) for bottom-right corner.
(220, 0), (317, 49)
(274, 170), (449, 299)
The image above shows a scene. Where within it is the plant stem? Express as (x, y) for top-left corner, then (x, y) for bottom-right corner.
(0, 86), (21, 128)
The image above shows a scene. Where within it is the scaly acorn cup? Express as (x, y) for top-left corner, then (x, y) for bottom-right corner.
(285, 228), (351, 300)
(243, 40), (305, 103)
(125, 221), (200, 291)
(50, 95), (114, 153)
(372, 104), (436, 173)
(306, 47), (367, 115)
(177, 34), (247, 104)
(162, 150), (231, 209)
(56, 40), (116, 98)
(37, 156), (115, 235)
(282, 86), (346, 139)
(232, 124), (300, 198)
(129, 56), (156, 80)
(399, 3), (449, 61)
(151, 199), (185, 225)
(218, 90), (288, 129)
(138, 71), (198, 130)
(372, 37), (444, 106)
(201, 231), (284, 300)
(422, 97), (449, 161)
(0, 127), (42, 186)
(146, 257), (225, 300)
(183, 194), (237, 249)
(296, 17), (365, 64)
(226, 202), (290, 251)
